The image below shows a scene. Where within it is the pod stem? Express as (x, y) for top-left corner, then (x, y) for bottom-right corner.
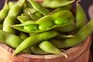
(62, 52), (67, 59)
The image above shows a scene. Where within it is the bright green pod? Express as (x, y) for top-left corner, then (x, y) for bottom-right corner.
(38, 21), (53, 30)
(39, 41), (61, 54)
(13, 31), (58, 55)
(3, 0), (25, 34)
(12, 10), (75, 33)
(54, 18), (69, 25)
(8, 1), (16, 8)
(24, 24), (38, 31)
(51, 10), (75, 32)
(50, 19), (93, 48)
(42, 0), (75, 8)
(0, 1), (10, 22)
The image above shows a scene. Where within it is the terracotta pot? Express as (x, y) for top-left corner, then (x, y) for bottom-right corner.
(0, 36), (91, 62)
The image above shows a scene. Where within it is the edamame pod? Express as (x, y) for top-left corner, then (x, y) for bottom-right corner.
(39, 41), (67, 58)
(42, 0), (75, 8)
(19, 32), (28, 40)
(39, 41), (61, 54)
(23, 8), (37, 14)
(24, 8), (40, 21)
(0, 30), (22, 48)
(34, 11), (43, 18)
(13, 31), (58, 55)
(28, 0), (50, 15)
(0, 30), (31, 53)
(0, 0), (9, 22)
(17, 15), (31, 23)
(31, 45), (49, 54)
(8, 1), (16, 8)
(12, 10), (75, 33)
(24, 0), (33, 8)
(51, 19), (93, 48)
(28, 11), (40, 21)
(55, 34), (75, 40)
(76, 2), (87, 30)
(3, 0), (25, 34)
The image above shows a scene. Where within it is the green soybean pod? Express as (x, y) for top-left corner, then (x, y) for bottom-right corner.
(23, 8), (37, 14)
(23, 8), (39, 21)
(8, 1), (16, 8)
(39, 41), (61, 54)
(24, 0), (33, 8)
(51, 19), (93, 48)
(0, 30), (22, 48)
(13, 31), (58, 56)
(19, 32), (28, 40)
(52, 10), (76, 32)
(12, 11), (75, 33)
(17, 15), (31, 23)
(28, 11), (40, 21)
(31, 45), (50, 54)
(76, 2), (87, 30)
(34, 11), (43, 18)
(3, 0), (25, 34)
(0, 30), (31, 53)
(28, 0), (50, 15)
(0, 0), (10, 22)
(39, 41), (67, 58)
(42, 0), (75, 8)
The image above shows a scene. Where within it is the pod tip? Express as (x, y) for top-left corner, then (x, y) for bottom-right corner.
(62, 53), (67, 58)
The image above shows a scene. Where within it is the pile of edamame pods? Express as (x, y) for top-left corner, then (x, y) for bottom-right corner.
(0, 0), (93, 57)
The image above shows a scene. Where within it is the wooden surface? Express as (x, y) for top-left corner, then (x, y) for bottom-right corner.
(0, 36), (91, 62)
